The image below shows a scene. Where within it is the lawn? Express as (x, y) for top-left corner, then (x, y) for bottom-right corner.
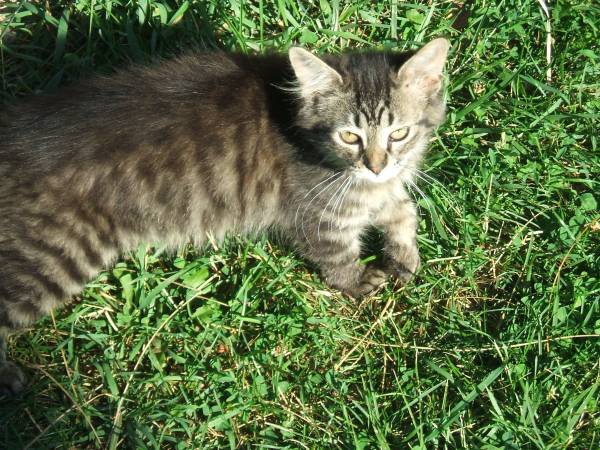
(1, 0), (599, 448)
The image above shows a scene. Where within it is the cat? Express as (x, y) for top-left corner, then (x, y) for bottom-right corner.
(0, 38), (450, 396)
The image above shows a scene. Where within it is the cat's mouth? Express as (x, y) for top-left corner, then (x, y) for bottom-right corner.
(352, 161), (401, 183)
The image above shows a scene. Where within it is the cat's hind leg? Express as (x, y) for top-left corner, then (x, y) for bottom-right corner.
(0, 331), (26, 398)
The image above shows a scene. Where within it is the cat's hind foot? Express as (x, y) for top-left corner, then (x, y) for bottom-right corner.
(0, 360), (26, 398)
(0, 334), (26, 398)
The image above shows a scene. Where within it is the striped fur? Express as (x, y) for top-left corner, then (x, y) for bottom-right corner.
(0, 39), (449, 393)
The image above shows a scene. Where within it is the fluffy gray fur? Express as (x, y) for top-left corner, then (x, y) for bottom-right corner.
(0, 38), (450, 395)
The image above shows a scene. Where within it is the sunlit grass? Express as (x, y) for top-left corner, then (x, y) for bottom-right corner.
(0, 0), (599, 448)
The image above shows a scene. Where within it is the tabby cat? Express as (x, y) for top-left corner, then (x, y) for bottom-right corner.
(0, 38), (450, 395)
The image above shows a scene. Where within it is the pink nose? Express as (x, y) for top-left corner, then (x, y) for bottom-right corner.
(365, 161), (384, 174)
(364, 153), (387, 175)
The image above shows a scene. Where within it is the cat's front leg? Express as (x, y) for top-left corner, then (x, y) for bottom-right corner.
(376, 197), (421, 284)
(301, 229), (387, 298)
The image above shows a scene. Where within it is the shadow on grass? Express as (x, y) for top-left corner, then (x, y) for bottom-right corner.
(1, 0), (223, 101)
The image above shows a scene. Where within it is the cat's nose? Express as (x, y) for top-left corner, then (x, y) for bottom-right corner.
(366, 162), (384, 174)
(364, 153), (387, 175)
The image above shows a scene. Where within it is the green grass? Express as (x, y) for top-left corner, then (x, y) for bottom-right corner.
(1, 0), (599, 448)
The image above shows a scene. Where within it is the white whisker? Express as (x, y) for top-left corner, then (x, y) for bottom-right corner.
(335, 178), (355, 229)
(299, 173), (344, 245)
(318, 175), (350, 240)
(396, 162), (460, 214)
(294, 171), (342, 234)
(405, 181), (423, 216)
(329, 176), (353, 232)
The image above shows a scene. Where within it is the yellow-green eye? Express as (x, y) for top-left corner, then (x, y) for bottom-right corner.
(389, 127), (410, 142)
(339, 130), (361, 145)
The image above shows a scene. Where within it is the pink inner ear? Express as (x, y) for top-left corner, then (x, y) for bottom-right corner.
(402, 72), (442, 95)
(422, 74), (442, 92)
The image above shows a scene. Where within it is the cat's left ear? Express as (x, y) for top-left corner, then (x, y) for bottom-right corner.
(289, 47), (343, 96)
(397, 38), (450, 96)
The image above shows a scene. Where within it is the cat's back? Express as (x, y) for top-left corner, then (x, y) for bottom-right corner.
(0, 51), (288, 174)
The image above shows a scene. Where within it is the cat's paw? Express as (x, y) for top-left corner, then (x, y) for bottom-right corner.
(387, 243), (421, 284)
(0, 360), (26, 398)
(345, 266), (389, 298)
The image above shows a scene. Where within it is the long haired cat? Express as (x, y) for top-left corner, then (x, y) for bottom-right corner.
(0, 38), (450, 395)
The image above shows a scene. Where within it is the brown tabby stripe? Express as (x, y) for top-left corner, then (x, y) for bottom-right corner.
(0, 249), (67, 300)
(26, 212), (105, 268)
(70, 202), (120, 250)
(13, 224), (88, 284)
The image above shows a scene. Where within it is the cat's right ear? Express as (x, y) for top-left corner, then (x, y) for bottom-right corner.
(288, 47), (343, 96)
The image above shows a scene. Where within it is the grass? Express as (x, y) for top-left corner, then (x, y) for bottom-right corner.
(1, 0), (599, 448)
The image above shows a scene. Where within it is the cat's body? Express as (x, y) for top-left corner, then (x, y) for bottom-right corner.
(0, 39), (449, 395)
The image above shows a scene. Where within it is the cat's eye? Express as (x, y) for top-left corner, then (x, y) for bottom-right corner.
(389, 127), (410, 142)
(339, 130), (361, 145)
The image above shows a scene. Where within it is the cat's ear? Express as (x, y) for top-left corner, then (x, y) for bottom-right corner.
(289, 47), (343, 96)
(397, 38), (450, 96)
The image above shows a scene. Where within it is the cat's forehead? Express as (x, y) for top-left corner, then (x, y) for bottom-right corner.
(339, 53), (394, 108)
(349, 98), (393, 128)
(335, 52), (416, 121)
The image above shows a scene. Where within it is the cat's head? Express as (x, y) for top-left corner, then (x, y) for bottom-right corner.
(288, 38), (449, 184)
